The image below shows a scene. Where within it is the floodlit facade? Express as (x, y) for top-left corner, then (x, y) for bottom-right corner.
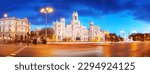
(0, 17), (30, 42)
(53, 11), (105, 42)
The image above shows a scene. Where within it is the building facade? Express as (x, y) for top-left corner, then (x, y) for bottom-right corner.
(53, 11), (105, 42)
(0, 17), (30, 42)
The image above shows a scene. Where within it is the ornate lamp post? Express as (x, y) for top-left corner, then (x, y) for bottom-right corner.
(40, 7), (54, 42)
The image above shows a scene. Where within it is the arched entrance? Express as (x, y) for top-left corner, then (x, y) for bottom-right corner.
(76, 37), (81, 41)
(20, 35), (23, 42)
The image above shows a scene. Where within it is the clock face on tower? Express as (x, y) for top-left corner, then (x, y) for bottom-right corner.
(75, 16), (77, 20)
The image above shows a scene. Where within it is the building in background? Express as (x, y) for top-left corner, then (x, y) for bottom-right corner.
(53, 11), (105, 42)
(0, 17), (31, 42)
(89, 22), (105, 42)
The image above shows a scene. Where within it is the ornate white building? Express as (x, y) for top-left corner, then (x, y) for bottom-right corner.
(0, 17), (30, 42)
(53, 12), (105, 42)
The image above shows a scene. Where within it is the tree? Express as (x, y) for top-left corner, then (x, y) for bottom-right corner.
(105, 33), (124, 42)
(30, 31), (36, 38)
(39, 28), (54, 39)
(129, 33), (150, 41)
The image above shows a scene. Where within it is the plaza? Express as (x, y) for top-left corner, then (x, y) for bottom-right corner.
(0, 42), (150, 57)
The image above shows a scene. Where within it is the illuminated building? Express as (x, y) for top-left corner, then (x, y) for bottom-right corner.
(0, 17), (31, 42)
(53, 11), (105, 41)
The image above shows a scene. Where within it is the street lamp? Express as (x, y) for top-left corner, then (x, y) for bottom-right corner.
(4, 13), (8, 18)
(2, 13), (8, 42)
(40, 7), (54, 41)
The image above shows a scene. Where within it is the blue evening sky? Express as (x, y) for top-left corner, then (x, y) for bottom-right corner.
(0, 0), (150, 35)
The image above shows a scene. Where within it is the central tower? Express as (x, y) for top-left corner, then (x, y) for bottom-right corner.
(72, 11), (78, 22)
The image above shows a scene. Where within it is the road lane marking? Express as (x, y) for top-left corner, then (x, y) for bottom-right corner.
(6, 46), (27, 57)
(53, 46), (103, 57)
(14, 52), (19, 54)
(6, 56), (13, 57)
(10, 53), (16, 56)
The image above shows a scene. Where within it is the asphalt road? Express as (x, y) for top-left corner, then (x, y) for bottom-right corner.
(0, 42), (150, 57)
(0, 43), (103, 57)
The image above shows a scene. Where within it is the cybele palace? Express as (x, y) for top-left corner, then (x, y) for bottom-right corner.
(0, 15), (30, 42)
(53, 12), (105, 41)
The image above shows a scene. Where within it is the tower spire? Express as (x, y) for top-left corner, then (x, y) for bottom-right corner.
(72, 11), (78, 21)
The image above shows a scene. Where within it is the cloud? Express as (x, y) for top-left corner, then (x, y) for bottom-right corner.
(133, 4), (150, 22)
(131, 30), (137, 33)
(0, 0), (150, 27)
